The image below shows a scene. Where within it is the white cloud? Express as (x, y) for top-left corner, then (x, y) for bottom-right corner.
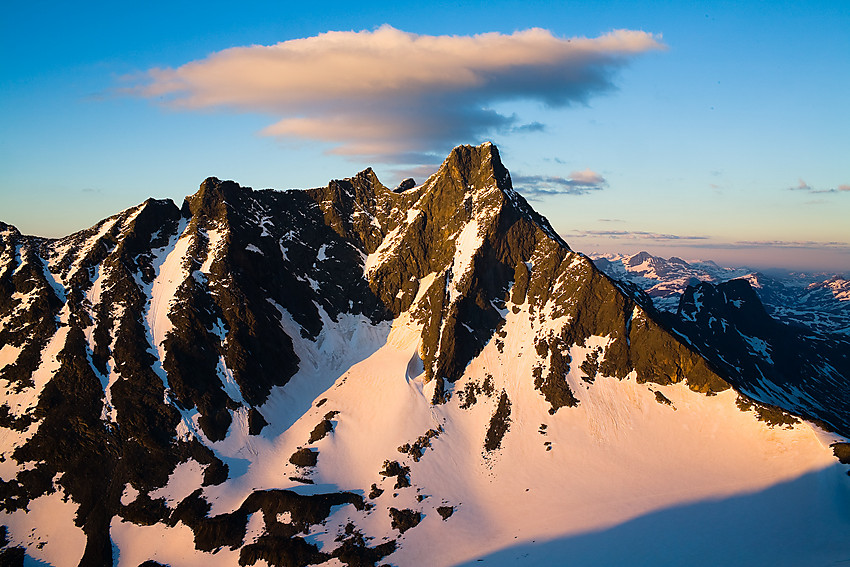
(566, 168), (606, 186)
(133, 25), (664, 161)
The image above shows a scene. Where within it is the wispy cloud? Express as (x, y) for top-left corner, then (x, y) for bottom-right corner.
(130, 25), (664, 162)
(514, 169), (608, 197)
(569, 229), (708, 241)
(733, 239), (850, 250)
(543, 157), (567, 164)
(570, 231), (850, 252)
(788, 178), (850, 194)
(790, 179), (815, 192)
(509, 122), (546, 134)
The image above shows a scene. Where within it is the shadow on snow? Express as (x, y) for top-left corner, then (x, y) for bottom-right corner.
(455, 464), (850, 567)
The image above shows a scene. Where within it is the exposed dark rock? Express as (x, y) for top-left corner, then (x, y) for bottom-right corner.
(332, 535), (397, 567)
(380, 461), (411, 489)
(162, 488), (366, 560)
(308, 411), (339, 443)
(397, 428), (441, 462)
(394, 178), (416, 192)
(121, 493), (170, 526)
(289, 448), (319, 468)
(832, 443), (850, 465)
(534, 337), (578, 414)
(735, 396), (799, 428)
(308, 419), (334, 444)
(239, 512), (397, 567)
(389, 507), (422, 534)
(580, 347), (602, 384)
(458, 374), (496, 410)
(654, 391), (674, 407)
(11, 325), (120, 566)
(239, 533), (326, 567)
(458, 381), (479, 409)
(0, 525), (25, 566)
(437, 506), (454, 520)
(484, 391), (512, 452)
(248, 408), (268, 435)
(240, 489), (366, 533)
(481, 374), (495, 396)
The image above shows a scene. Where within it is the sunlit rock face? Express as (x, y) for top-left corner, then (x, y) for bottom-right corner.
(1, 144), (848, 566)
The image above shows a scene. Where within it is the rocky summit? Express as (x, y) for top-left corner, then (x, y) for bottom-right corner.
(1, 143), (848, 566)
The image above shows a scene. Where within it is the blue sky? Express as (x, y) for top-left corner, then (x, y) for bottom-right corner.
(2, 0), (848, 271)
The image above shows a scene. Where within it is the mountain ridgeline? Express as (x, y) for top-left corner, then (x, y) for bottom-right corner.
(591, 250), (850, 433)
(673, 279), (850, 434)
(1, 143), (848, 566)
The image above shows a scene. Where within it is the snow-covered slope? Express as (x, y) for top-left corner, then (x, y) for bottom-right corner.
(1, 144), (848, 566)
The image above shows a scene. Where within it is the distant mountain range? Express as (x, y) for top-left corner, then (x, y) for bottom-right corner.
(591, 251), (850, 335)
(1, 144), (848, 566)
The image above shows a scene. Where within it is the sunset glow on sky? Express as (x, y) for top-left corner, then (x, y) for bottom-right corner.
(2, 1), (848, 271)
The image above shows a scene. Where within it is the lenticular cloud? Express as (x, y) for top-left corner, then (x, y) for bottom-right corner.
(136, 25), (664, 161)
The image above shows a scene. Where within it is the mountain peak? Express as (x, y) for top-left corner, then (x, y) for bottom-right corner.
(0, 220), (21, 238)
(433, 142), (511, 194)
(181, 176), (247, 219)
(679, 278), (772, 328)
(627, 251), (654, 267)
